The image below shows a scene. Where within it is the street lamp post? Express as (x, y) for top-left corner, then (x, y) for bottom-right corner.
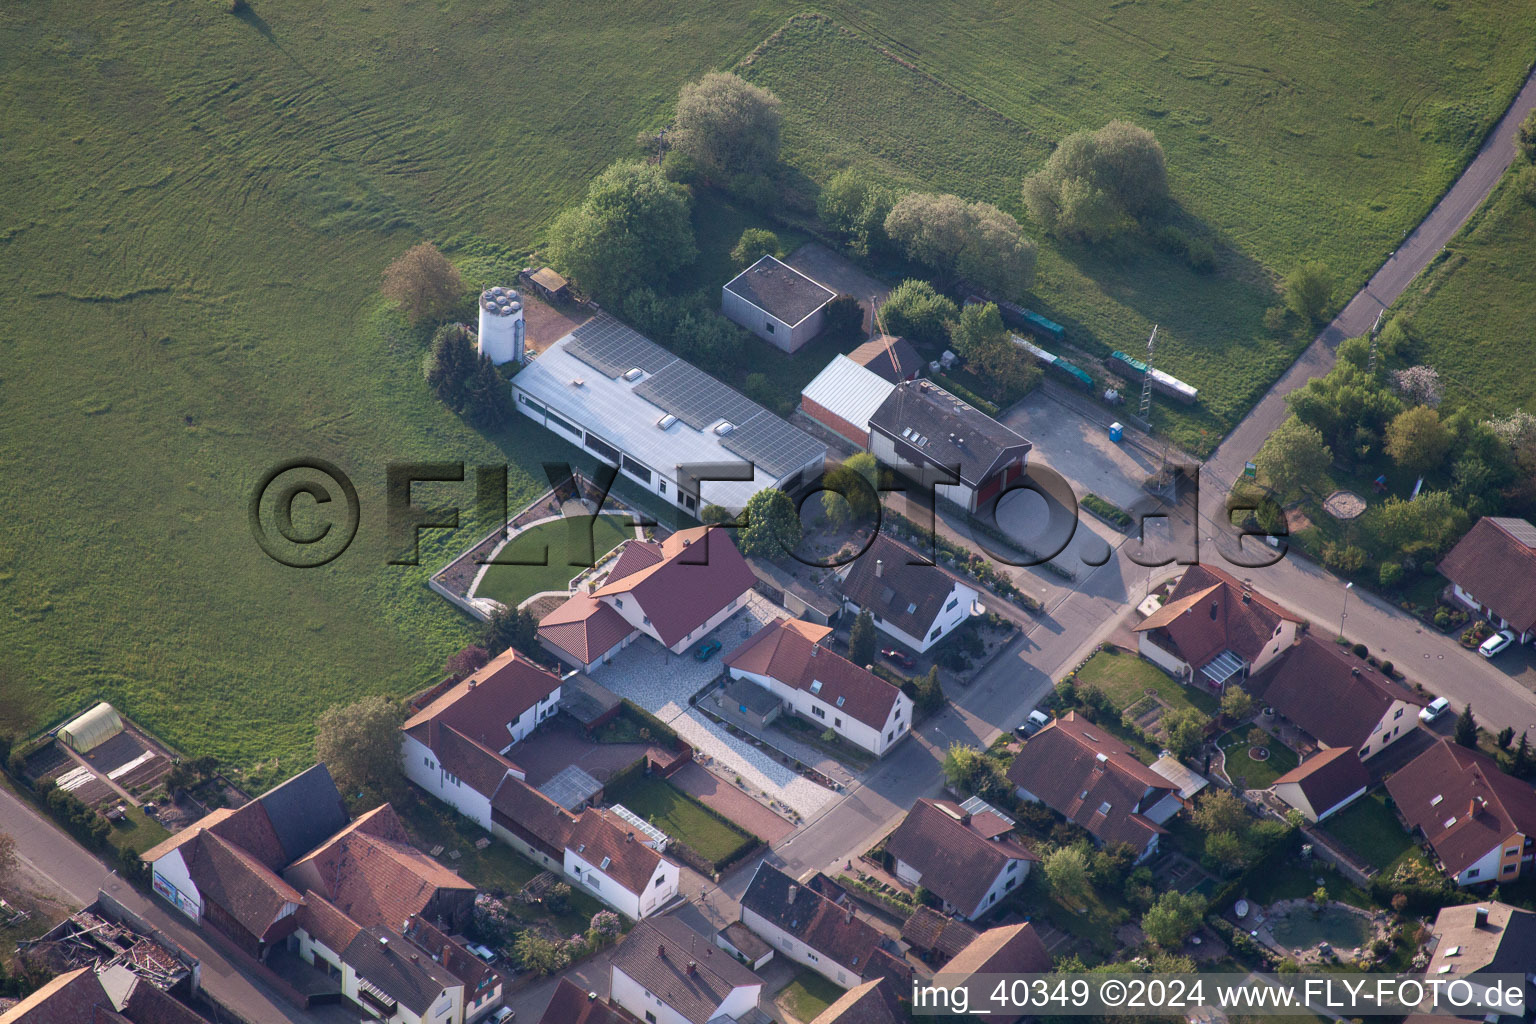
(1340, 581), (1353, 638)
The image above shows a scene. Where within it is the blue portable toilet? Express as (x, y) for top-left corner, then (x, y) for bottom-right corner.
(1109, 421), (1125, 443)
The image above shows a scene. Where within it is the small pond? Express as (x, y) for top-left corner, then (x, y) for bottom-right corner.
(1269, 905), (1374, 951)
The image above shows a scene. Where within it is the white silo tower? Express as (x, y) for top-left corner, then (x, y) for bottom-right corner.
(477, 286), (526, 365)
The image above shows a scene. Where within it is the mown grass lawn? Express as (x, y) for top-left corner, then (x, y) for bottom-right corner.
(1245, 859), (1374, 911)
(776, 970), (845, 1024)
(604, 775), (754, 868)
(474, 514), (634, 610)
(107, 804), (170, 858)
(1217, 728), (1298, 789)
(1073, 647), (1220, 717)
(1319, 791), (1425, 874)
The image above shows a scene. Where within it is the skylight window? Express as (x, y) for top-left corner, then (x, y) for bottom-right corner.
(1430, 794), (1443, 806)
(836, 696), (846, 707)
(810, 680), (823, 694)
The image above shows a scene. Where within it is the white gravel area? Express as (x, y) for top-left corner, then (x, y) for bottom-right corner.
(588, 593), (836, 819)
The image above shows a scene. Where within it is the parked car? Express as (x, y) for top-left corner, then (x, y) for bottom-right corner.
(465, 942), (497, 964)
(1014, 710), (1051, 739)
(490, 1007), (515, 1023)
(1479, 629), (1517, 660)
(1419, 696), (1451, 723)
(693, 639), (722, 661)
(880, 647), (916, 670)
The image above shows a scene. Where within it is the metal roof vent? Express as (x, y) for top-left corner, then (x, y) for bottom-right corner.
(657, 414), (678, 429)
(623, 367), (643, 381)
(714, 421), (734, 435)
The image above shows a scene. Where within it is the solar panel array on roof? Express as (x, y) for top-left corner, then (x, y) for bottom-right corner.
(1496, 517), (1536, 548)
(565, 314), (673, 378)
(633, 361), (759, 430)
(722, 415), (825, 478)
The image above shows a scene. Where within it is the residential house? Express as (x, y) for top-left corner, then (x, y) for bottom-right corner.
(722, 255), (836, 353)
(900, 906), (979, 964)
(1271, 746), (1370, 823)
(799, 355), (897, 449)
(809, 977), (906, 1024)
(883, 798), (1037, 920)
(723, 617), (913, 757)
(539, 979), (640, 1024)
(715, 922), (774, 971)
(1386, 740), (1536, 887)
(933, 924), (1052, 1024)
(837, 533), (980, 654)
(1006, 711), (1180, 863)
(400, 648), (563, 828)
(1133, 564), (1303, 692)
(609, 917), (764, 1024)
(867, 379), (1031, 513)
(541, 526), (757, 669)
(564, 808), (681, 920)
(1244, 633), (1425, 761)
(739, 864), (902, 990)
(1424, 902), (1536, 1004)
(848, 336), (922, 383)
(513, 313), (825, 514)
(1440, 517), (1536, 645)
(0, 965), (203, 1024)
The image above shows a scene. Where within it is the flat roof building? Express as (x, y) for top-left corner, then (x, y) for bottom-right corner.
(722, 255), (836, 353)
(513, 314), (826, 514)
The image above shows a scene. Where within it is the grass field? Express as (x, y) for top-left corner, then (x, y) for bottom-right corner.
(776, 970), (845, 1024)
(473, 514), (633, 610)
(1073, 647), (1220, 717)
(1319, 792), (1425, 874)
(2, 0), (1532, 783)
(603, 774), (755, 867)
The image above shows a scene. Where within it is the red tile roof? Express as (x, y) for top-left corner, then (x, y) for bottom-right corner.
(1244, 634), (1423, 751)
(294, 891), (363, 955)
(884, 799), (1037, 916)
(402, 648), (562, 754)
(567, 809), (667, 896)
(593, 527), (757, 648)
(1386, 740), (1536, 878)
(1439, 517), (1536, 632)
(538, 592), (636, 666)
(901, 906), (979, 960)
(839, 533), (972, 642)
(490, 775), (577, 860)
(810, 977), (906, 1024)
(937, 924), (1052, 1022)
(1271, 746), (1369, 817)
(418, 722), (518, 799)
(848, 336), (921, 383)
(1005, 711), (1172, 856)
(1133, 564), (1300, 672)
(609, 918), (762, 1024)
(539, 980), (639, 1024)
(724, 618), (907, 730)
(185, 831), (303, 941)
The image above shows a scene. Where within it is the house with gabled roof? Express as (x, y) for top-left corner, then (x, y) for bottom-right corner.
(538, 979), (642, 1024)
(1271, 746), (1370, 823)
(1440, 516), (1536, 645)
(837, 533), (980, 654)
(608, 916), (764, 1024)
(883, 798), (1037, 921)
(0, 965), (204, 1024)
(1423, 901), (1536, 994)
(400, 648), (563, 829)
(724, 617), (913, 756)
(1386, 740), (1536, 887)
(739, 864), (905, 990)
(1005, 711), (1179, 863)
(809, 977), (906, 1024)
(1244, 633), (1424, 761)
(933, 924), (1052, 1024)
(1133, 564), (1303, 692)
(540, 526), (757, 669)
(563, 808), (680, 920)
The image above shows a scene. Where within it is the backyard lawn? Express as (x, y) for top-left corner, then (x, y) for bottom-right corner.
(1244, 860), (1373, 911)
(1217, 728), (1298, 790)
(1320, 792), (1426, 874)
(474, 514), (634, 609)
(107, 805), (170, 858)
(1074, 647), (1220, 717)
(776, 970), (845, 1023)
(603, 774), (755, 868)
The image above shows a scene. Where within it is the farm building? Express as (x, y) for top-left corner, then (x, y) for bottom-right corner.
(799, 355), (896, 448)
(526, 266), (570, 303)
(867, 379), (1031, 513)
(58, 702), (124, 753)
(513, 314), (826, 514)
(721, 255), (836, 353)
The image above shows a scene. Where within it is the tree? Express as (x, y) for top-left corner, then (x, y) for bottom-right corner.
(381, 242), (463, 325)
(1255, 415), (1332, 497)
(444, 645), (489, 681)
(1385, 406), (1454, 474)
(671, 73), (782, 178)
(822, 294), (865, 338)
(315, 696), (405, 801)
(1192, 789), (1250, 837)
(848, 610), (878, 667)
(462, 355), (511, 431)
(911, 666), (945, 714)
(818, 168), (902, 260)
(423, 323), (478, 411)
(1203, 830), (1247, 874)
(884, 193), (1036, 296)
(730, 228), (780, 268)
(1513, 734), (1533, 778)
(546, 882), (572, 914)
(547, 161), (696, 301)
(1391, 365), (1443, 408)
(484, 604), (539, 658)
(1022, 121), (1168, 239)
(514, 931), (565, 975)
(1142, 890), (1206, 949)
(941, 741), (984, 791)
(880, 279), (959, 349)
(822, 453), (880, 525)
(1161, 708), (1209, 760)
(1366, 491), (1466, 558)
(737, 487), (802, 558)
(1454, 703), (1478, 749)
(950, 302), (1008, 361)
(1043, 845), (1093, 910)
(1283, 262), (1333, 323)
(0, 832), (16, 887)
(1497, 726), (1515, 749)
(700, 504), (737, 526)
(1519, 108), (1536, 162)
(1220, 690), (1254, 721)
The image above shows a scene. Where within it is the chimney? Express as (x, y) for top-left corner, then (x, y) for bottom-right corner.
(658, 944), (667, 959)
(1241, 591), (1251, 603)
(686, 961), (698, 975)
(846, 905), (854, 924)
(875, 559), (883, 578)
(1351, 667), (1360, 677)
(787, 884), (799, 903)
(588, 992), (599, 1001)
(379, 936), (389, 949)
(626, 832), (634, 843)
(1475, 906), (1490, 929)
(811, 644), (819, 657)
(442, 944), (451, 963)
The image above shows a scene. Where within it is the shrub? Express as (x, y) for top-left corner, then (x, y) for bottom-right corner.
(1283, 261), (1333, 324)
(730, 228), (780, 268)
(817, 167), (901, 260)
(1022, 121), (1168, 239)
(821, 294), (865, 338)
(1518, 108), (1536, 162)
(885, 194), (1036, 296)
(1378, 562), (1404, 588)
(671, 72), (781, 177)
(880, 279), (958, 349)
(382, 242), (464, 325)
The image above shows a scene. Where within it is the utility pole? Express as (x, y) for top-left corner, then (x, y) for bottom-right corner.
(1140, 325), (1159, 421)
(1368, 309), (1385, 376)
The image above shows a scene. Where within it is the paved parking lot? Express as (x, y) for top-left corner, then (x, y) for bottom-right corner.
(587, 593), (836, 820)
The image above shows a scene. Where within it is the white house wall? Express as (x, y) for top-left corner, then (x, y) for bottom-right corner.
(1359, 700), (1417, 759)
(1137, 635), (1190, 680)
(740, 907), (857, 989)
(402, 734), (498, 831)
(728, 667), (912, 756)
(149, 848), (201, 922)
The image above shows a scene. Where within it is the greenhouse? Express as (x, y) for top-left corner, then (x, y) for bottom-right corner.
(57, 702), (124, 754)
